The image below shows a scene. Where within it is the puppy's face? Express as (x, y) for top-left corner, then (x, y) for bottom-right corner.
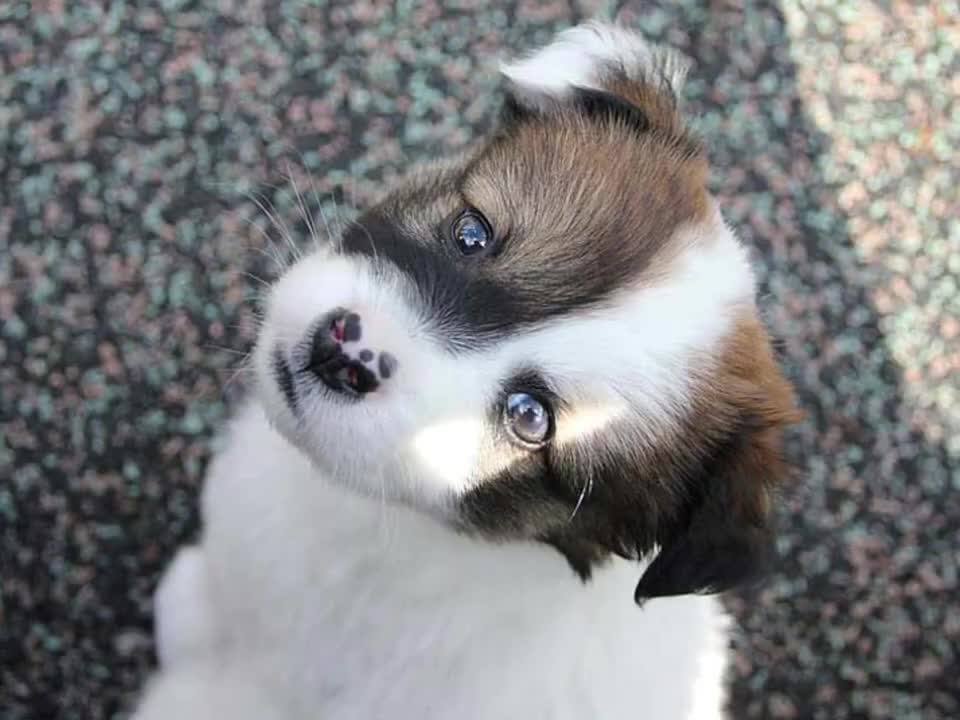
(254, 24), (798, 601)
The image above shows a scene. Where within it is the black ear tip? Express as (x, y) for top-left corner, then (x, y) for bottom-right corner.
(632, 577), (685, 607)
(633, 577), (722, 608)
(632, 562), (678, 606)
(631, 527), (779, 608)
(634, 581), (655, 607)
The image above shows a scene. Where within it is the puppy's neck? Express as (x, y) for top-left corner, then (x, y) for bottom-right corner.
(303, 463), (635, 615)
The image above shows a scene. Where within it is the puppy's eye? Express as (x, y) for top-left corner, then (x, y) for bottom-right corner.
(504, 392), (552, 446)
(452, 210), (492, 255)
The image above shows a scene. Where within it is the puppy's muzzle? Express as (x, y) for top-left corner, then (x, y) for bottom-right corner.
(305, 308), (397, 399)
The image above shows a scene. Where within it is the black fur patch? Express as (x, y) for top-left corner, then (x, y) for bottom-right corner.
(501, 81), (653, 138)
(342, 215), (521, 347)
(340, 202), (673, 350)
(497, 92), (539, 128)
(272, 347), (299, 414)
(341, 213), (620, 348)
(571, 85), (650, 134)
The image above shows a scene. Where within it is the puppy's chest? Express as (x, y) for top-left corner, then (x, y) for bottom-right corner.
(220, 536), (627, 719)
(208, 484), (632, 717)
(288, 596), (605, 719)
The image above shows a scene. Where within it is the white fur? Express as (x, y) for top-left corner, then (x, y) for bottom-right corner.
(133, 404), (731, 720)
(501, 21), (688, 100)
(153, 547), (214, 667)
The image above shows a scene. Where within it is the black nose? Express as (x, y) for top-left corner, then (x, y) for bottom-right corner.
(306, 309), (380, 398)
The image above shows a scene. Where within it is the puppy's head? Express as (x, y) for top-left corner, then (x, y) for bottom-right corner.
(254, 23), (799, 603)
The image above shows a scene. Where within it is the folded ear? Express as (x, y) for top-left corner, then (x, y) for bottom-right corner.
(499, 21), (692, 139)
(631, 324), (808, 609)
(633, 421), (787, 603)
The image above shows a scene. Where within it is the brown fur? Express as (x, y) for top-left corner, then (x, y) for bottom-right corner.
(466, 114), (709, 289)
(351, 74), (717, 348)
(628, 312), (800, 599)
(702, 313), (802, 524)
(381, 65), (711, 295)
(602, 70), (693, 149)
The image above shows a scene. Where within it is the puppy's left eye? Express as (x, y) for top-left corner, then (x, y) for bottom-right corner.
(505, 392), (552, 446)
(452, 210), (493, 255)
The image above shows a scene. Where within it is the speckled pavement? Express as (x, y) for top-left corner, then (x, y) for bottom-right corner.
(1, 2), (957, 718)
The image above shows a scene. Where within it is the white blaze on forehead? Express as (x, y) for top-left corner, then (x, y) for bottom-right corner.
(499, 21), (688, 99)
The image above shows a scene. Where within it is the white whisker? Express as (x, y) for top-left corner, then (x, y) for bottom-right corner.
(352, 219), (380, 266)
(569, 471), (594, 522)
(247, 190), (301, 266)
(284, 160), (324, 254)
(240, 270), (272, 290)
(240, 206), (289, 272)
(319, 201), (343, 253)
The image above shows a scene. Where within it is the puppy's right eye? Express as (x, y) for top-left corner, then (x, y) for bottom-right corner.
(452, 210), (493, 256)
(504, 392), (552, 447)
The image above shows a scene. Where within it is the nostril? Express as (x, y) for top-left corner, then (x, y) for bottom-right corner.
(328, 310), (361, 345)
(310, 323), (340, 368)
(341, 312), (362, 342)
(330, 316), (345, 342)
(306, 308), (346, 374)
(305, 308), (379, 398)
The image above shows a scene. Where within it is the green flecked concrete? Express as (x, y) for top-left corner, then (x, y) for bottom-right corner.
(1, 1), (957, 718)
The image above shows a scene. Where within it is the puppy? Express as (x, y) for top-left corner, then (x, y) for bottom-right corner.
(133, 22), (798, 720)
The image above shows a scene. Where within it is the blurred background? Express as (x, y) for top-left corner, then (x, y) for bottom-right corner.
(1, 1), (958, 718)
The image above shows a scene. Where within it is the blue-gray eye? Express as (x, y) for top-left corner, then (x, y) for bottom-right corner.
(505, 392), (551, 446)
(452, 210), (492, 255)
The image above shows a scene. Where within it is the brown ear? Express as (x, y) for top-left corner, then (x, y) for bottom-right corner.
(634, 420), (791, 603)
(498, 22), (697, 147)
(635, 320), (800, 604)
